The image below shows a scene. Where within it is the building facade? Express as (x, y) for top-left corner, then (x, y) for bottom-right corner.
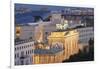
(15, 39), (34, 65)
(48, 29), (79, 60)
(32, 29), (79, 64)
(15, 25), (35, 40)
(77, 27), (94, 44)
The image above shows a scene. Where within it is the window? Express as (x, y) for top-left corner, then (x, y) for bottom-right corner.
(26, 51), (27, 55)
(20, 47), (21, 50)
(35, 55), (39, 64)
(17, 53), (19, 58)
(30, 50), (32, 54)
(28, 50), (29, 54)
(21, 51), (24, 56)
(15, 48), (16, 51)
(29, 50), (31, 54)
(15, 54), (16, 58)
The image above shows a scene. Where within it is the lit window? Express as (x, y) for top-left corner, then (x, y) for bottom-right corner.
(35, 55), (39, 64)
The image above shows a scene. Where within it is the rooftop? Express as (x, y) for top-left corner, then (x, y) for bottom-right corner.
(34, 46), (64, 55)
(15, 39), (34, 45)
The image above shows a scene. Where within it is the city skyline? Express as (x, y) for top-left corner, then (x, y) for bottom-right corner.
(15, 4), (94, 24)
(14, 3), (94, 65)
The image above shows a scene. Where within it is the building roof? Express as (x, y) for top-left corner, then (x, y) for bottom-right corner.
(48, 29), (78, 38)
(34, 47), (63, 55)
(15, 39), (34, 45)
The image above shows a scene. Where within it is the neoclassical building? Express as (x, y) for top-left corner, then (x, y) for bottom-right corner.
(32, 29), (79, 64)
(48, 29), (79, 60)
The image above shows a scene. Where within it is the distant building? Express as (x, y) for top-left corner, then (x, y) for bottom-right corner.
(15, 25), (35, 40)
(50, 12), (62, 24)
(77, 27), (94, 44)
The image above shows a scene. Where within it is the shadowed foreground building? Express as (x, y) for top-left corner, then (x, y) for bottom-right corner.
(32, 29), (79, 64)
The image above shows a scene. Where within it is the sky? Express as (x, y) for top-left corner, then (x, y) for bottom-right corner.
(15, 3), (94, 24)
(15, 3), (93, 11)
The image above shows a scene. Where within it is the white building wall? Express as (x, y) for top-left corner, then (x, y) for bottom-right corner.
(77, 27), (94, 44)
(15, 40), (34, 65)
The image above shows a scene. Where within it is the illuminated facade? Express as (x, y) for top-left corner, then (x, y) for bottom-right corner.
(33, 48), (64, 64)
(48, 29), (79, 60)
(33, 29), (79, 64)
(15, 26), (21, 38)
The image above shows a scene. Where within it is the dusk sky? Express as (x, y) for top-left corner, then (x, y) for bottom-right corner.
(15, 3), (94, 24)
(15, 3), (93, 11)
